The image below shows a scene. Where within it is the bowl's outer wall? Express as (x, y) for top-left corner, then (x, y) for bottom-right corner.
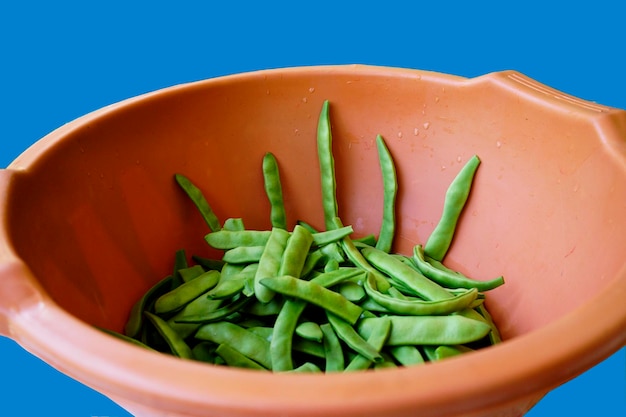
(2, 66), (626, 417)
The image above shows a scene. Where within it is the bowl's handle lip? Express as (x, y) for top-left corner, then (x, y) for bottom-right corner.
(0, 168), (47, 338)
(467, 70), (626, 166)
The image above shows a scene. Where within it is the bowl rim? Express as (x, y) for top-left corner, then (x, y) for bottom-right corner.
(2, 64), (626, 415)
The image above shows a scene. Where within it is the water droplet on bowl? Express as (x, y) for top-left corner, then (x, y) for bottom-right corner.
(423, 122), (430, 130)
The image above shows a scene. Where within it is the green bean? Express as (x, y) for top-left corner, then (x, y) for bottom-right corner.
(476, 303), (502, 344)
(174, 173), (221, 232)
(205, 278), (246, 300)
(331, 217), (391, 293)
(178, 265), (206, 283)
(260, 276), (363, 325)
(358, 315), (491, 346)
(361, 246), (453, 301)
(295, 322), (324, 343)
(254, 227), (290, 303)
(97, 327), (157, 351)
(317, 100), (338, 230)
(374, 135), (398, 253)
(319, 241), (345, 264)
(338, 281), (367, 303)
(171, 248), (188, 288)
(388, 345), (425, 366)
(205, 230), (272, 250)
(277, 224), (314, 278)
(374, 353), (398, 370)
(311, 225), (354, 246)
(242, 296), (285, 316)
(363, 273), (478, 316)
(324, 258), (340, 272)
(174, 294), (252, 324)
(154, 270), (220, 314)
(288, 362), (322, 373)
(293, 337), (326, 359)
(326, 312), (383, 363)
(413, 245), (504, 291)
(195, 321), (272, 369)
(144, 312), (193, 359)
(222, 217), (246, 231)
(308, 267), (365, 289)
(424, 155), (480, 261)
(246, 326), (274, 341)
(353, 234), (378, 247)
(271, 300), (307, 371)
(125, 275), (173, 338)
(345, 316), (390, 371)
(191, 255), (225, 272)
(320, 323), (344, 372)
(263, 152), (288, 230)
(215, 343), (268, 370)
(222, 246), (265, 264)
(191, 342), (217, 363)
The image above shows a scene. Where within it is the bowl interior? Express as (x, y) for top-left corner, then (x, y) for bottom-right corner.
(6, 65), (626, 347)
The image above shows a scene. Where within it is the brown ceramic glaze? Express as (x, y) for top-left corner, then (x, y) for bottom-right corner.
(1, 65), (625, 416)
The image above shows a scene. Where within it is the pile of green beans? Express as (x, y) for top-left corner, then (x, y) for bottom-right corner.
(108, 100), (505, 372)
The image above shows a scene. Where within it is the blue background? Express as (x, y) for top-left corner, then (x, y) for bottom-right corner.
(1, 1), (624, 416)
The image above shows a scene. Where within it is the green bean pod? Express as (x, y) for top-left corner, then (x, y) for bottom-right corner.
(424, 155), (480, 261)
(326, 312), (383, 363)
(205, 230), (272, 250)
(254, 227), (290, 303)
(413, 245), (504, 291)
(154, 270), (220, 314)
(144, 312), (193, 359)
(271, 299), (307, 371)
(358, 315), (491, 346)
(361, 246), (453, 301)
(174, 173), (221, 232)
(263, 152), (288, 230)
(260, 276), (363, 325)
(195, 321), (272, 369)
(364, 273), (478, 316)
(317, 100), (339, 230)
(215, 343), (268, 370)
(345, 316), (391, 371)
(277, 224), (313, 278)
(374, 135), (398, 253)
(320, 323), (344, 372)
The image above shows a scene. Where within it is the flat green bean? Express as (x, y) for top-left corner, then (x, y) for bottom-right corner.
(317, 100), (338, 230)
(326, 312), (383, 363)
(263, 152), (288, 230)
(260, 276), (363, 325)
(361, 246), (453, 301)
(174, 173), (221, 232)
(424, 155), (480, 262)
(205, 230), (272, 250)
(254, 227), (290, 303)
(195, 321), (272, 369)
(363, 273), (478, 316)
(215, 343), (268, 370)
(345, 316), (390, 371)
(144, 312), (193, 359)
(374, 135), (398, 253)
(271, 300), (307, 371)
(277, 224), (313, 278)
(358, 315), (491, 346)
(413, 244), (504, 291)
(154, 270), (220, 314)
(320, 322), (344, 372)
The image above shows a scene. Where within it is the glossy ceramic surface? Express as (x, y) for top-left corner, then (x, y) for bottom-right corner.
(1, 65), (625, 417)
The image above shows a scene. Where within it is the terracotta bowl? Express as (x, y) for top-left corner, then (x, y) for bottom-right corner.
(1, 65), (625, 417)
